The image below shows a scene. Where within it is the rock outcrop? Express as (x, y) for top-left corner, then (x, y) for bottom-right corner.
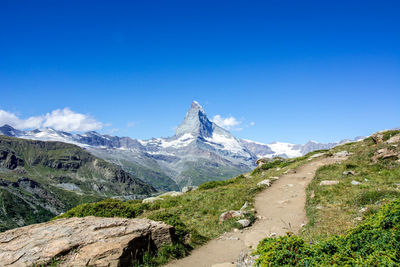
(0, 216), (175, 267)
(319, 180), (339, 186)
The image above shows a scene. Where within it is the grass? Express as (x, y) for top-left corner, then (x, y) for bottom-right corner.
(302, 131), (400, 242)
(55, 153), (316, 265)
(253, 130), (400, 265)
(254, 199), (400, 266)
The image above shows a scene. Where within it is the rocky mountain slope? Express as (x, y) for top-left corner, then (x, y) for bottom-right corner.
(0, 135), (155, 232)
(0, 101), (359, 190)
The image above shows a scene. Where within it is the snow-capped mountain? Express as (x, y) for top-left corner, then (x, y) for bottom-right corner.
(240, 137), (364, 159)
(0, 102), (255, 190)
(0, 101), (363, 191)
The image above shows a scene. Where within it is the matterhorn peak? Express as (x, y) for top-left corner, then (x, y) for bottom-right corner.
(175, 101), (213, 138)
(190, 100), (205, 113)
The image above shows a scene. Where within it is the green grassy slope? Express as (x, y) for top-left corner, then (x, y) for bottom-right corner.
(254, 130), (400, 265)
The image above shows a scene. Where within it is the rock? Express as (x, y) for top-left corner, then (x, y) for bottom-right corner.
(142, 196), (164, 203)
(387, 135), (400, 144)
(372, 147), (398, 162)
(319, 180), (339, 186)
(359, 207), (368, 213)
(334, 151), (350, 157)
(219, 210), (243, 222)
(257, 179), (271, 187)
(283, 169), (296, 174)
(181, 186), (198, 193)
(0, 151), (24, 170)
(270, 232), (277, 237)
(0, 216), (175, 267)
(310, 152), (325, 159)
(351, 180), (361, 185)
(343, 171), (356, 176)
(256, 158), (272, 167)
(270, 176), (279, 180)
(237, 249), (259, 267)
(237, 219), (251, 228)
(371, 133), (384, 144)
(158, 191), (183, 197)
(240, 201), (249, 211)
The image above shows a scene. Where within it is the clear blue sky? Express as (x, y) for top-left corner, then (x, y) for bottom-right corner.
(0, 0), (399, 144)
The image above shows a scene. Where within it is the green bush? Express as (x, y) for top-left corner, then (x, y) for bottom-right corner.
(198, 180), (232, 190)
(198, 175), (245, 190)
(382, 130), (400, 141)
(251, 159), (288, 176)
(254, 199), (400, 266)
(55, 198), (145, 219)
(147, 211), (189, 242)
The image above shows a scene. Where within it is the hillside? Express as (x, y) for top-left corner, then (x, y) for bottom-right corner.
(0, 135), (155, 232)
(51, 130), (400, 265)
(254, 130), (400, 265)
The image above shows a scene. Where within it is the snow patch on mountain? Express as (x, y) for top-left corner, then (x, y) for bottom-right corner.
(205, 133), (245, 154)
(160, 133), (195, 148)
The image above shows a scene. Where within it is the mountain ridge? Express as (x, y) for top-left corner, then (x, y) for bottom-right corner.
(0, 101), (363, 189)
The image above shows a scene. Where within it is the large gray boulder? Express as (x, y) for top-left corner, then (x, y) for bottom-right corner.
(181, 186), (198, 193)
(0, 216), (175, 267)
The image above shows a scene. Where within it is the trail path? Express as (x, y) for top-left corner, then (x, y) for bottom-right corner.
(166, 156), (343, 267)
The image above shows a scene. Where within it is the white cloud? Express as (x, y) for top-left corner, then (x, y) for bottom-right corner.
(0, 110), (44, 129)
(212, 115), (241, 130)
(43, 108), (102, 132)
(0, 108), (102, 132)
(127, 121), (137, 128)
(107, 128), (120, 135)
(250, 122), (255, 126)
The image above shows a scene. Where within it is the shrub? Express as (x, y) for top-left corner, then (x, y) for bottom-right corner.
(147, 211), (189, 242)
(251, 159), (290, 176)
(254, 199), (400, 266)
(382, 130), (400, 141)
(198, 175), (245, 190)
(55, 199), (145, 219)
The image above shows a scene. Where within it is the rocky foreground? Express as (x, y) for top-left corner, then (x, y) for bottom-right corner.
(0, 217), (175, 266)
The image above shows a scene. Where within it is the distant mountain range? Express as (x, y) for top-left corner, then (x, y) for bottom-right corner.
(0, 101), (364, 190)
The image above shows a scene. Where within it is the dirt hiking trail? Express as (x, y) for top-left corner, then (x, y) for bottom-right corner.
(166, 156), (343, 267)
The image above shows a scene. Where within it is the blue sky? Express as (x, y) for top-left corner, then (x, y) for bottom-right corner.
(0, 0), (399, 144)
